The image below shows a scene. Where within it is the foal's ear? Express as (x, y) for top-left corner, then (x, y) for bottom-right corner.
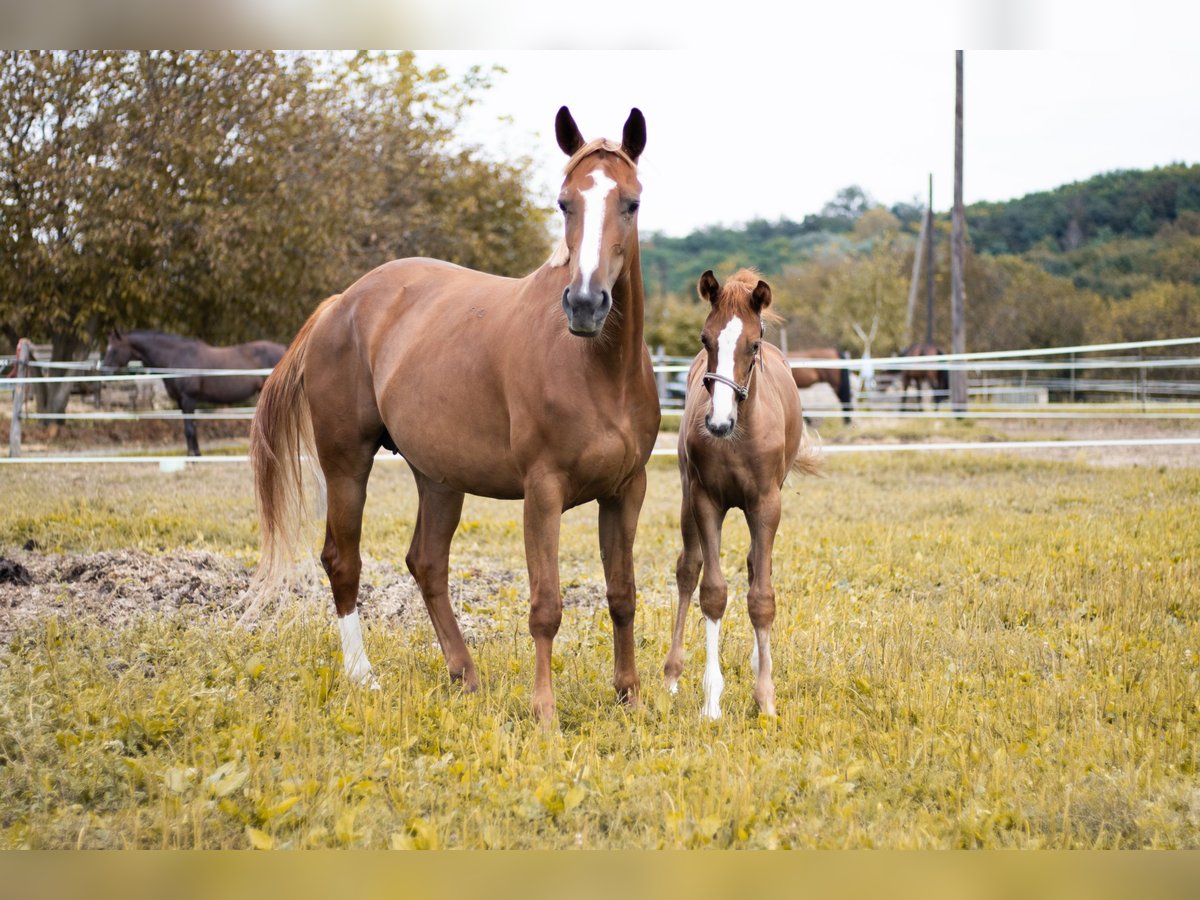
(556, 106), (585, 157)
(697, 270), (720, 305)
(621, 108), (646, 162)
(751, 280), (773, 312)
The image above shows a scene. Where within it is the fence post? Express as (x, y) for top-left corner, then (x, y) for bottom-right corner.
(654, 345), (667, 403)
(9, 338), (30, 458)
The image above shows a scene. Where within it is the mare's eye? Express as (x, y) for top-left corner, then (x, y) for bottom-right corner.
(752, 341), (762, 352)
(626, 200), (640, 215)
(700, 334), (711, 348)
(558, 200), (570, 214)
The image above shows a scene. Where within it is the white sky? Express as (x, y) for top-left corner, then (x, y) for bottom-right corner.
(417, 50), (1200, 237)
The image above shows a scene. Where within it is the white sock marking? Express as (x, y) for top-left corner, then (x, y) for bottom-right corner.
(577, 166), (616, 293)
(702, 616), (725, 720)
(338, 610), (378, 689)
(709, 317), (744, 428)
(750, 638), (760, 678)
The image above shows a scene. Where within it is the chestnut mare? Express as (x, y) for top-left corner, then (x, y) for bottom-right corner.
(787, 348), (853, 423)
(248, 108), (660, 724)
(899, 342), (949, 410)
(664, 270), (820, 719)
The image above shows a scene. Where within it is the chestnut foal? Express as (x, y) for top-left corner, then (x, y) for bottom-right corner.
(664, 269), (820, 719)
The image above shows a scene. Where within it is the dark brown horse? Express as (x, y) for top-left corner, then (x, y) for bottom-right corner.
(102, 330), (286, 456)
(898, 342), (949, 410)
(664, 270), (820, 719)
(788, 347), (853, 423)
(248, 107), (660, 724)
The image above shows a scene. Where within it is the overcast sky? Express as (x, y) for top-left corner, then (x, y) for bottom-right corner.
(417, 50), (1200, 237)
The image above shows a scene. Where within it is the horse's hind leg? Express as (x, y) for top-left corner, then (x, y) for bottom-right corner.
(318, 446), (378, 688)
(664, 485), (701, 693)
(406, 473), (478, 691)
(746, 490), (782, 716)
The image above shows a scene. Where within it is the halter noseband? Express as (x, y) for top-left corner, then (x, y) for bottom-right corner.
(701, 319), (766, 403)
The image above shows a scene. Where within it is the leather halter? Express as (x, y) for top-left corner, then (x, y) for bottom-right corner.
(702, 319), (765, 402)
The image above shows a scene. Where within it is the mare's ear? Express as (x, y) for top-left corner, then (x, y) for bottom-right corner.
(751, 280), (773, 313)
(110, 329), (123, 341)
(621, 108), (646, 162)
(556, 106), (585, 157)
(697, 270), (720, 305)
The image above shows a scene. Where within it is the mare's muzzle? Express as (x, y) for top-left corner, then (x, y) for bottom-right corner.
(562, 288), (611, 337)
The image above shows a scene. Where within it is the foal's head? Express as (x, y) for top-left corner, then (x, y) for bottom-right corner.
(552, 106), (646, 337)
(697, 269), (773, 438)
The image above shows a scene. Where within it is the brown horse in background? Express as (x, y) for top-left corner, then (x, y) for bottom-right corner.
(664, 270), (820, 719)
(899, 342), (949, 410)
(788, 347), (853, 423)
(249, 107), (660, 724)
(102, 330), (286, 456)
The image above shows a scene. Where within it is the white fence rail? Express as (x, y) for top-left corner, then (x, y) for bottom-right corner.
(4, 335), (1200, 463)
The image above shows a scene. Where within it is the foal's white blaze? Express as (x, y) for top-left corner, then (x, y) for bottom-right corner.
(702, 616), (725, 719)
(577, 166), (617, 293)
(708, 317), (744, 428)
(338, 610), (379, 689)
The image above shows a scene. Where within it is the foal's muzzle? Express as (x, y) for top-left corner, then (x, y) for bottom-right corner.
(562, 288), (611, 337)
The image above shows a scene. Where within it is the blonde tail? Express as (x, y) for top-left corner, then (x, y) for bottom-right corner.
(241, 295), (340, 623)
(791, 421), (824, 479)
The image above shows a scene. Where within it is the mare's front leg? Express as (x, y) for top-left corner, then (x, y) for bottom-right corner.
(664, 481), (701, 692)
(524, 472), (567, 725)
(746, 489), (783, 716)
(598, 468), (647, 706)
(692, 489), (728, 720)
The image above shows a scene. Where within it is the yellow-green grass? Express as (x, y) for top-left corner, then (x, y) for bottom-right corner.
(1, 453), (1198, 848)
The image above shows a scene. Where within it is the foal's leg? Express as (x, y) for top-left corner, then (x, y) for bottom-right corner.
(524, 472), (567, 724)
(692, 490), (728, 720)
(598, 468), (647, 705)
(664, 484), (702, 692)
(317, 447), (377, 688)
(746, 489), (783, 716)
(406, 473), (477, 690)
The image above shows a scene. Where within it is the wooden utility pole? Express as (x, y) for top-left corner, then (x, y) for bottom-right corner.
(950, 50), (968, 414)
(904, 199), (927, 344)
(925, 174), (934, 346)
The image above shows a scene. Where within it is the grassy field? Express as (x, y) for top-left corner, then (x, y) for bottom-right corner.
(1, 446), (1198, 848)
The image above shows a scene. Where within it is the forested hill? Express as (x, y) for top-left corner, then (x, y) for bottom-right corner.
(967, 163), (1200, 255)
(641, 164), (1200, 299)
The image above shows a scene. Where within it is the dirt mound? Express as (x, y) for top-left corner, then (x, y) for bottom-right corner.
(0, 550), (557, 644)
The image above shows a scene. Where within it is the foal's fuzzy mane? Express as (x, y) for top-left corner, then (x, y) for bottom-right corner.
(716, 268), (784, 326)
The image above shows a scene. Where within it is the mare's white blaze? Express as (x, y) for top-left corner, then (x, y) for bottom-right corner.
(338, 610), (378, 689)
(577, 166), (617, 292)
(708, 316), (744, 427)
(702, 616), (725, 720)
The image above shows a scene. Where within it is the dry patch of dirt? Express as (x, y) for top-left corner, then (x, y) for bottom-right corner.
(0, 549), (606, 643)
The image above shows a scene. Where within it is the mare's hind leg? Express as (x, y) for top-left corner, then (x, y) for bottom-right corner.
(406, 473), (478, 690)
(317, 443), (378, 688)
(599, 468), (647, 705)
(664, 484), (702, 692)
(746, 490), (783, 716)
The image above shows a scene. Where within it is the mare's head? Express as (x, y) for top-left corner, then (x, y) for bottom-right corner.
(101, 330), (135, 370)
(696, 269), (773, 438)
(552, 106), (646, 337)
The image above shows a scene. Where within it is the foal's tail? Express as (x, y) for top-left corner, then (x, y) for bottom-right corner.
(243, 294), (340, 622)
(791, 420), (824, 479)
